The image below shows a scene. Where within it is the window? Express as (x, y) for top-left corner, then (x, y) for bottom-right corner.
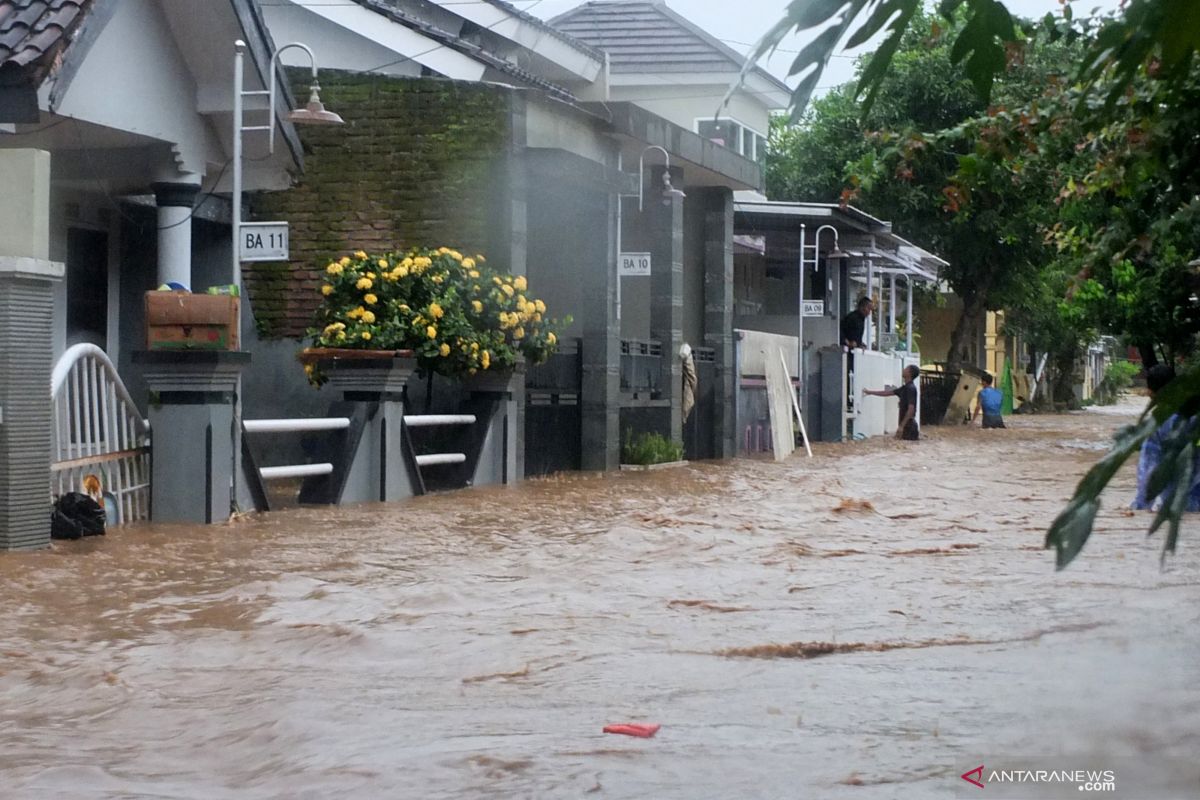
(697, 117), (742, 152)
(698, 118), (766, 165)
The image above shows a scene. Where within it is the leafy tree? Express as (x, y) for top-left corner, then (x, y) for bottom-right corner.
(748, 0), (1200, 567)
(767, 12), (1064, 366)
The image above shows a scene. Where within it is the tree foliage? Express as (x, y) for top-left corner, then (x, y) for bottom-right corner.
(754, 0), (1200, 567)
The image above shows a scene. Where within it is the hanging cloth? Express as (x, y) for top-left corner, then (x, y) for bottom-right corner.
(680, 343), (698, 422)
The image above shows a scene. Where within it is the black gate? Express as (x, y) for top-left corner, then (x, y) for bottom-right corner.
(525, 338), (582, 476)
(684, 347), (716, 460)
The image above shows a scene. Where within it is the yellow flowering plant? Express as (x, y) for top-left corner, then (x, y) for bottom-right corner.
(307, 247), (569, 383)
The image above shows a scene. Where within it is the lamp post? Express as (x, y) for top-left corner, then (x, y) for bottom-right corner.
(797, 223), (845, 373)
(638, 145), (686, 212)
(230, 39), (342, 510)
(231, 39), (343, 305)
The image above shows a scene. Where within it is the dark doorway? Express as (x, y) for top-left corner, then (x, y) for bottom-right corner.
(67, 227), (108, 348)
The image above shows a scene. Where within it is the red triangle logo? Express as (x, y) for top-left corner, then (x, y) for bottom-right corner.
(961, 765), (985, 789)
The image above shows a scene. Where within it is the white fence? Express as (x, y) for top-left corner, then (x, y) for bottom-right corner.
(851, 349), (905, 438)
(50, 344), (151, 524)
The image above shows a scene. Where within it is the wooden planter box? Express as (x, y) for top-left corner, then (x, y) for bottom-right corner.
(297, 347), (414, 364)
(145, 292), (238, 351)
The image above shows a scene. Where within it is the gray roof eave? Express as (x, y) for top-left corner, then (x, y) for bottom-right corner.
(585, 100), (762, 191)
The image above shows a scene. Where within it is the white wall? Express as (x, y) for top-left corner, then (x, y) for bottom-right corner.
(610, 83), (772, 145)
(53, 0), (222, 178)
(263, 3), (423, 77)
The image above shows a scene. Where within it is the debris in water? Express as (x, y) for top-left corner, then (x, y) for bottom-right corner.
(717, 622), (1107, 660)
(819, 549), (866, 558)
(462, 664), (531, 684)
(668, 599), (749, 613)
(889, 543), (980, 556)
(603, 723), (660, 738)
(832, 498), (876, 514)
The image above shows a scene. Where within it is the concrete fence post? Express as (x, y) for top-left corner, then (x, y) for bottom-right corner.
(0, 149), (60, 550)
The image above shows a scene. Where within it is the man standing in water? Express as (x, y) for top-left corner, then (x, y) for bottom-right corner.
(864, 365), (921, 440)
(973, 373), (1006, 428)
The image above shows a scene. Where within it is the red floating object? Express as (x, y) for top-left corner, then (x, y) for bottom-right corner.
(603, 723), (661, 738)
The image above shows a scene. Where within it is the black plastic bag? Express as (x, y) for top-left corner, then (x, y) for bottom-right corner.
(50, 493), (107, 540)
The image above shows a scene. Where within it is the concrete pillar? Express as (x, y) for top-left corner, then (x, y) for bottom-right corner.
(320, 357), (418, 503)
(649, 165), (684, 445)
(702, 187), (736, 459)
(153, 181), (200, 288)
(580, 191), (621, 470)
(133, 351), (249, 523)
(0, 149), (61, 550)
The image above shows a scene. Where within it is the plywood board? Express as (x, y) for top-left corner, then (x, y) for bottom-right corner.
(764, 347), (796, 462)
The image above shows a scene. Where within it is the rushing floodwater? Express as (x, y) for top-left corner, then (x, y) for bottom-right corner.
(1, 404), (1197, 799)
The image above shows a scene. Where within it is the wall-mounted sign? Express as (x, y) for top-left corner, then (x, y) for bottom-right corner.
(802, 300), (825, 317)
(618, 252), (652, 277)
(239, 221), (289, 262)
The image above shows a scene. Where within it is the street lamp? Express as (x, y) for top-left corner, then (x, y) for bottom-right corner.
(231, 39), (344, 299)
(638, 145), (686, 212)
(794, 223), (845, 432)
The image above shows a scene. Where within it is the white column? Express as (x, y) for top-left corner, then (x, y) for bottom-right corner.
(906, 278), (914, 352)
(153, 181), (200, 288)
(888, 273), (897, 340)
(865, 259), (875, 349)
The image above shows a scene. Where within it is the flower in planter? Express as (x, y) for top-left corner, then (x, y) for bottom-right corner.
(306, 246), (571, 382)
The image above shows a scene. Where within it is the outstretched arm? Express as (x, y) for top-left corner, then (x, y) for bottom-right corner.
(863, 388), (892, 398)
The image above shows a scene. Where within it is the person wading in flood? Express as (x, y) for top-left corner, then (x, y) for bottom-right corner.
(863, 365), (921, 441)
(973, 373), (1006, 429)
(1132, 364), (1200, 512)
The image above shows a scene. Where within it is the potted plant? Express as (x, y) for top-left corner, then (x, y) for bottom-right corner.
(619, 431), (688, 471)
(300, 247), (567, 390)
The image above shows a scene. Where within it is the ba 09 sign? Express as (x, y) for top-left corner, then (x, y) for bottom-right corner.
(239, 222), (289, 262)
(619, 252), (651, 277)
(802, 300), (825, 317)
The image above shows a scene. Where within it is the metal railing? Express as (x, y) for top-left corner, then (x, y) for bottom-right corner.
(621, 339), (663, 395)
(50, 344), (151, 524)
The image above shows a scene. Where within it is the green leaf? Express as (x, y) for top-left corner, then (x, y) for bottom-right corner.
(1045, 415), (1158, 569)
(846, 0), (917, 50)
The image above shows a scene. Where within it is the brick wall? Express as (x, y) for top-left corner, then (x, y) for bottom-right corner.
(249, 71), (514, 339)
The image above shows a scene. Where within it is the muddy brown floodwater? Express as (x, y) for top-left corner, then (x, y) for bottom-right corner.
(1, 404), (1198, 799)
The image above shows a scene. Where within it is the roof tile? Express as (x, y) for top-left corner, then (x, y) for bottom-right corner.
(0, 0), (91, 83)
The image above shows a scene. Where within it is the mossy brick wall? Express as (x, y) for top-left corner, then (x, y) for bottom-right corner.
(249, 72), (513, 339)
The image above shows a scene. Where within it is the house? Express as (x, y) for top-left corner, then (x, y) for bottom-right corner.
(551, 0), (791, 177)
(0, 0), (305, 547)
(242, 0), (777, 474)
(733, 200), (945, 445)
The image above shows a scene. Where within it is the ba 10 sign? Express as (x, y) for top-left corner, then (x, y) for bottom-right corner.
(618, 252), (651, 277)
(239, 221), (289, 262)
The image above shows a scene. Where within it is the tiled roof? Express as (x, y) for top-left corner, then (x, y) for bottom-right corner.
(0, 0), (92, 83)
(354, 0), (577, 101)
(552, 0), (789, 92)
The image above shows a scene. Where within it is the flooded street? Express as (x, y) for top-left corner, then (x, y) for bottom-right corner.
(1, 404), (1198, 799)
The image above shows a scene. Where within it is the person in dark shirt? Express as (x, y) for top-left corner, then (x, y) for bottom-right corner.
(864, 365), (921, 440)
(841, 296), (874, 350)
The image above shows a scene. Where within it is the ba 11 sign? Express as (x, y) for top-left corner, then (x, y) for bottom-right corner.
(239, 221), (289, 262)
(619, 252), (651, 277)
